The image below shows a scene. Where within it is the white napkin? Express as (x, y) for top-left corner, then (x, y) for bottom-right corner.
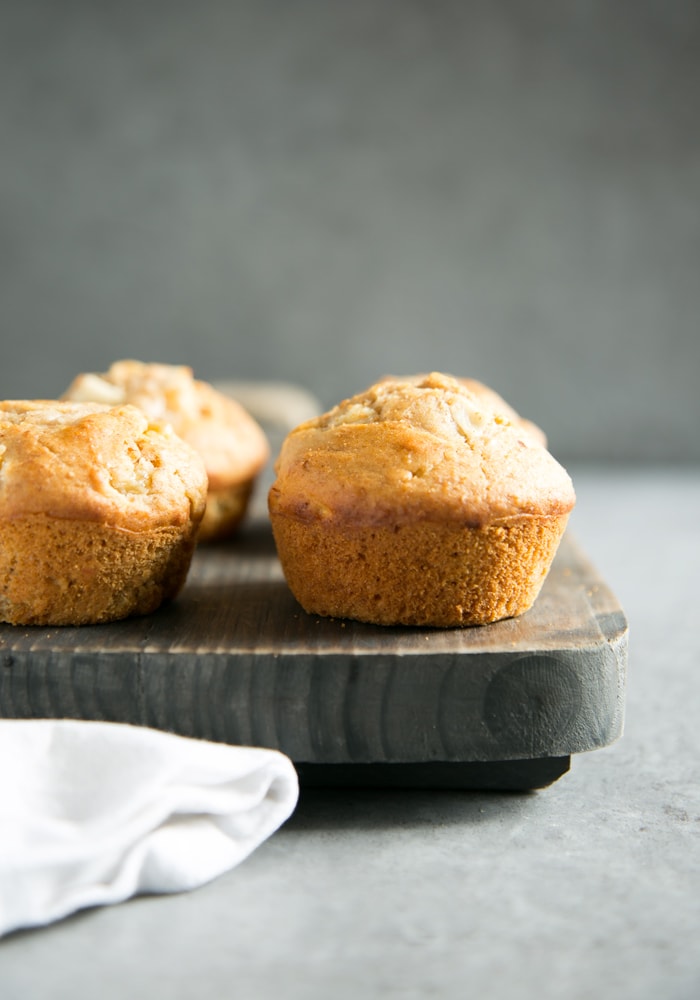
(0, 719), (299, 938)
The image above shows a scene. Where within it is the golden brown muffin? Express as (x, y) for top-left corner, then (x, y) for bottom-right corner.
(268, 372), (576, 627)
(0, 400), (208, 626)
(63, 361), (269, 541)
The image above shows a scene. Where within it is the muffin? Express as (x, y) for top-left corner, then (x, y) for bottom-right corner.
(268, 372), (575, 627)
(63, 361), (269, 541)
(0, 400), (208, 626)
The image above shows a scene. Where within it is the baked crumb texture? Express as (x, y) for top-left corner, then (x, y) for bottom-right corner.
(0, 400), (208, 625)
(63, 360), (269, 541)
(269, 372), (576, 627)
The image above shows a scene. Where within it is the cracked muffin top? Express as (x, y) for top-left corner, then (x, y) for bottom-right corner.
(0, 400), (208, 530)
(270, 372), (575, 528)
(63, 360), (269, 492)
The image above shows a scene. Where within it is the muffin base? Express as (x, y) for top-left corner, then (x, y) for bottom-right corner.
(198, 481), (254, 542)
(270, 515), (569, 627)
(0, 514), (199, 626)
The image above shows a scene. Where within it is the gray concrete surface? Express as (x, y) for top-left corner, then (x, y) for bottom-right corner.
(1, 0), (699, 462)
(1, 466), (698, 1000)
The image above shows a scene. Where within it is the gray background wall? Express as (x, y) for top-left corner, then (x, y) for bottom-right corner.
(1, 0), (698, 463)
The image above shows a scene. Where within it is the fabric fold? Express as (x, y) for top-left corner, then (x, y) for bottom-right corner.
(0, 719), (299, 937)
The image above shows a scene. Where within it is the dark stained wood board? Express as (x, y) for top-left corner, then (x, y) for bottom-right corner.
(0, 521), (627, 788)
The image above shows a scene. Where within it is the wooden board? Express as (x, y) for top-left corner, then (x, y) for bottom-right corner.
(0, 521), (627, 788)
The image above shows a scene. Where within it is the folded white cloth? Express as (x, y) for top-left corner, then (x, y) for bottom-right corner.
(0, 719), (299, 938)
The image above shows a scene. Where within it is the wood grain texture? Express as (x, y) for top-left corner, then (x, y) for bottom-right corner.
(0, 523), (627, 766)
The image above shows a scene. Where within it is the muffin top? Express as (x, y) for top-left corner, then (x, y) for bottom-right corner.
(63, 360), (269, 492)
(269, 372), (575, 528)
(0, 400), (208, 530)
